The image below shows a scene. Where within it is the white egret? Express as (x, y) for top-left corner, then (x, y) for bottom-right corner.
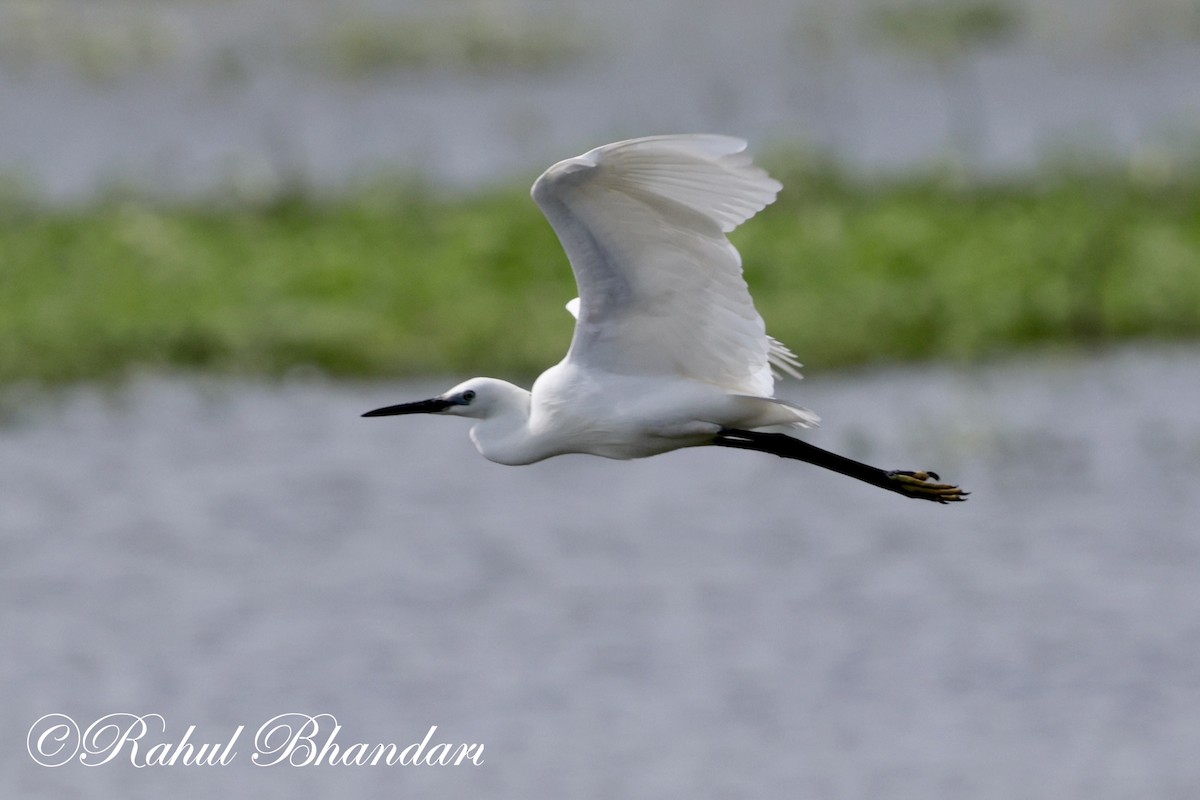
(365, 135), (965, 502)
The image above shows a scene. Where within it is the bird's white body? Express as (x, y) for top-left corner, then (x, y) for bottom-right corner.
(385, 134), (819, 465)
(453, 366), (809, 465)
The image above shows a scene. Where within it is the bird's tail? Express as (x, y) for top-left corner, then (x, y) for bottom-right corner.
(731, 395), (820, 429)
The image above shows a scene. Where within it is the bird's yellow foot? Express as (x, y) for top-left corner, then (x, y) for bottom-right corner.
(886, 470), (968, 503)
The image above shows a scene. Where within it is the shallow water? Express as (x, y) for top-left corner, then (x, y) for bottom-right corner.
(1, 0), (1198, 200)
(3, 346), (1199, 798)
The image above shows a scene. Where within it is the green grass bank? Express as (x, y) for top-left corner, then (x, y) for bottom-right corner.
(2, 164), (1198, 385)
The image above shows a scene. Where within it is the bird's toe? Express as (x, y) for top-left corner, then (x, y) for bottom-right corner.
(886, 470), (968, 503)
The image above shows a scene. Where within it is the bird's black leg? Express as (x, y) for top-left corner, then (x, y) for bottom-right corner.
(713, 429), (967, 503)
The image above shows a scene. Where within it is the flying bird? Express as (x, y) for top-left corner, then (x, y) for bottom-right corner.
(365, 135), (965, 503)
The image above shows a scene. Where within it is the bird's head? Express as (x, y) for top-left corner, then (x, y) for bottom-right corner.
(362, 377), (528, 422)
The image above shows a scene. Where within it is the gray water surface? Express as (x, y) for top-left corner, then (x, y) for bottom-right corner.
(3, 346), (1200, 798)
(2, 0), (1199, 201)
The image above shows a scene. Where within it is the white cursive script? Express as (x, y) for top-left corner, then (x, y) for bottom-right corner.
(252, 715), (484, 767)
(27, 713), (484, 768)
(26, 713), (240, 768)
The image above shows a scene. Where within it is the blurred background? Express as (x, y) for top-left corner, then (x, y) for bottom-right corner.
(2, 0), (1199, 798)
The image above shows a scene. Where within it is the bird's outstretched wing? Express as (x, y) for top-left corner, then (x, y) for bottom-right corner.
(533, 134), (800, 398)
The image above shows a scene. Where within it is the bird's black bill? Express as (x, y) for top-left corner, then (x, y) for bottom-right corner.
(362, 398), (455, 417)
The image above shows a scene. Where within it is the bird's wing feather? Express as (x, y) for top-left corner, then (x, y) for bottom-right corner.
(533, 134), (796, 398)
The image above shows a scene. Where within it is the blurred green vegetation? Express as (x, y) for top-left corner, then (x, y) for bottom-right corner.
(869, 0), (1022, 62)
(321, 10), (587, 77)
(1, 161), (1199, 386)
(0, 2), (588, 85)
(0, 2), (177, 84)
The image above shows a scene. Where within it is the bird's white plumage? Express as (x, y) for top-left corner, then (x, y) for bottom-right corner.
(532, 134), (804, 401)
(364, 135), (820, 467)
(362, 135), (967, 501)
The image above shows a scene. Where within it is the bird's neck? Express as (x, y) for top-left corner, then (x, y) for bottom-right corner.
(468, 385), (542, 465)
